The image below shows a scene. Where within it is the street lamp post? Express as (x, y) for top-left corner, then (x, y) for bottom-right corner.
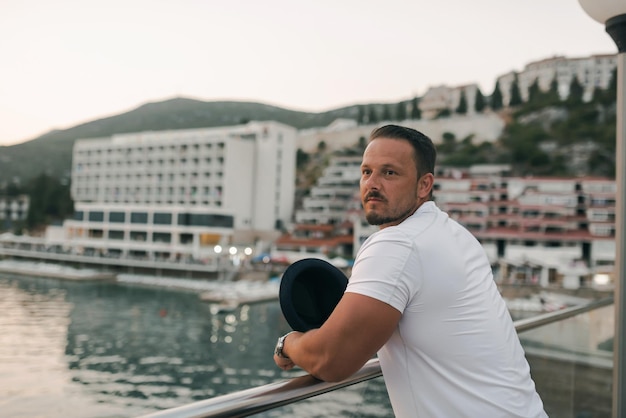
(577, 2), (626, 417)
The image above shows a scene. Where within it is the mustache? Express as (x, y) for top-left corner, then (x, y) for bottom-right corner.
(364, 191), (386, 201)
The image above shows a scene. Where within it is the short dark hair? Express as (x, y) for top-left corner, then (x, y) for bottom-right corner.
(369, 125), (437, 178)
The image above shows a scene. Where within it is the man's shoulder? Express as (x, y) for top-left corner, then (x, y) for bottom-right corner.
(398, 202), (445, 231)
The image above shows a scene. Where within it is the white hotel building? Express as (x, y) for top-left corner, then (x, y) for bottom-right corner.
(60, 121), (296, 262)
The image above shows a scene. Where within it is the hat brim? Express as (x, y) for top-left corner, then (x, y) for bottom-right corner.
(279, 258), (348, 332)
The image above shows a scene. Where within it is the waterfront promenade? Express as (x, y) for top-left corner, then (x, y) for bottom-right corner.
(0, 238), (228, 279)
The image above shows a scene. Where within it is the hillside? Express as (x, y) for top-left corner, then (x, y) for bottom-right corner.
(0, 97), (361, 184)
(0, 86), (618, 186)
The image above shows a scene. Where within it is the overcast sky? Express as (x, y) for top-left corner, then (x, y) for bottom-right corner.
(0, 0), (617, 146)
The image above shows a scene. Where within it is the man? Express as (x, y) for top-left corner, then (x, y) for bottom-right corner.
(274, 125), (546, 417)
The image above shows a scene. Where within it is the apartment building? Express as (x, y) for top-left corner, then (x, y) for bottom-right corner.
(296, 113), (505, 153)
(62, 121), (297, 261)
(497, 54), (617, 105)
(433, 169), (616, 288)
(419, 84), (480, 119)
(405, 54), (617, 117)
(282, 159), (615, 288)
(274, 156), (362, 258)
(295, 156), (362, 225)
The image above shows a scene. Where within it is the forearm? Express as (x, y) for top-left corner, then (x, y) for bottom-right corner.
(280, 329), (366, 382)
(273, 293), (400, 382)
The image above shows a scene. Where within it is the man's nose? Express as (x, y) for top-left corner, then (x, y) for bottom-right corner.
(363, 172), (380, 188)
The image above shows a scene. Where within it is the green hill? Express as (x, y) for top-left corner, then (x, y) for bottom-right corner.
(0, 88), (617, 186)
(0, 97), (361, 184)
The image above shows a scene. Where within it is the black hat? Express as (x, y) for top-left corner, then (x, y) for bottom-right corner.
(279, 258), (348, 332)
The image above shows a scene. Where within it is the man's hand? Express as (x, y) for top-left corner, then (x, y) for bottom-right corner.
(271, 293), (401, 382)
(274, 354), (295, 371)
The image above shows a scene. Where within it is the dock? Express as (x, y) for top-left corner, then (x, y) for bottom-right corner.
(0, 260), (115, 281)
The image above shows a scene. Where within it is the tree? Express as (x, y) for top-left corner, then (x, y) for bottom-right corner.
(491, 81), (503, 110)
(527, 78), (541, 103)
(357, 105), (366, 124)
(381, 104), (392, 121)
(3, 181), (23, 197)
(456, 90), (468, 114)
(568, 76), (584, 104)
(410, 97), (422, 119)
(439, 132), (457, 153)
(509, 75), (523, 107)
(607, 68), (617, 101)
(358, 136), (367, 150)
(25, 174), (73, 231)
(547, 76), (560, 103)
(436, 108), (451, 118)
(474, 87), (486, 112)
(597, 68), (617, 106)
(296, 148), (310, 168)
(367, 106), (378, 124)
(395, 101), (407, 121)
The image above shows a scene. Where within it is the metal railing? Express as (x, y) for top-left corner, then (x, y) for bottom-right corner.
(138, 296), (614, 418)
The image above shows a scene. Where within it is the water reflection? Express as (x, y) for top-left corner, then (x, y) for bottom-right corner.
(0, 274), (294, 417)
(0, 277), (74, 417)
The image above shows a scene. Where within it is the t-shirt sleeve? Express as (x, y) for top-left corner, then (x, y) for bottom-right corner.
(345, 230), (419, 313)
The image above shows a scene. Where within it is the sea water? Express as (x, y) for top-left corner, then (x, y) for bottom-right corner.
(0, 273), (392, 418)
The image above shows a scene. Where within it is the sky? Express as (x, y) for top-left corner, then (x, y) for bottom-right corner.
(0, 0), (618, 146)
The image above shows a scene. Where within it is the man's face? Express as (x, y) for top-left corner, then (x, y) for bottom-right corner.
(360, 137), (423, 229)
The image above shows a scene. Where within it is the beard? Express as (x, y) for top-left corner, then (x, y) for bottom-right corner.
(363, 190), (418, 226)
(365, 205), (416, 226)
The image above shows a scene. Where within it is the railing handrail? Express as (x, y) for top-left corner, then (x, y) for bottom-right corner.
(138, 296), (614, 418)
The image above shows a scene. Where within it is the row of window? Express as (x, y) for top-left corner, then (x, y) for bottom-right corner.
(74, 186), (223, 196)
(76, 142), (226, 157)
(75, 156), (226, 170)
(73, 172), (225, 182)
(88, 229), (181, 243)
(73, 210), (233, 228)
(78, 199), (223, 207)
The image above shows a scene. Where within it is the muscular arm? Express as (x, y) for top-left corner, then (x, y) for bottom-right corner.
(275, 292), (401, 382)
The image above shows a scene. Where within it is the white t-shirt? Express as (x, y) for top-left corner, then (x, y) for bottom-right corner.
(346, 202), (547, 417)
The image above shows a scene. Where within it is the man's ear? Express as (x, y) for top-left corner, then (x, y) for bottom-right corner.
(417, 173), (434, 199)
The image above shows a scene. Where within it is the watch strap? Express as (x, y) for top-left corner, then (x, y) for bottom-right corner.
(275, 331), (296, 359)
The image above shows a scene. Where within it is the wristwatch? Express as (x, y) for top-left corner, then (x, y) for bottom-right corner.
(274, 331), (295, 359)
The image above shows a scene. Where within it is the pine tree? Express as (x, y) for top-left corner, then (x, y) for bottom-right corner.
(509, 75), (523, 107)
(547, 76), (560, 103)
(456, 90), (468, 114)
(491, 81), (503, 110)
(599, 68), (617, 105)
(474, 87), (486, 112)
(367, 106), (378, 124)
(410, 97), (421, 119)
(527, 78), (541, 103)
(608, 68), (617, 95)
(381, 104), (392, 121)
(357, 105), (366, 124)
(358, 136), (367, 150)
(395, 101), (407, 121)
(568, 75), (584, 103)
